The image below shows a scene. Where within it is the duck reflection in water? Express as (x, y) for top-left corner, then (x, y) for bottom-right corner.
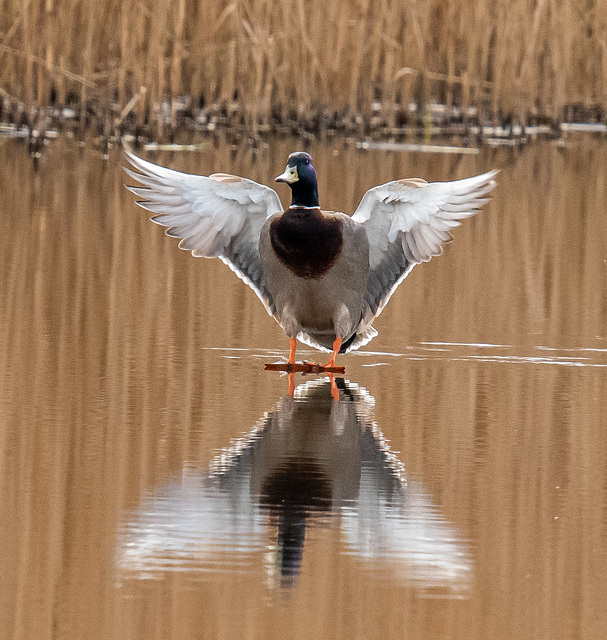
(117, 378), (471, 591)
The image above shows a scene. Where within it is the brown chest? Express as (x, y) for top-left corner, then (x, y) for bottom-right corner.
(269, 209), (344, 279)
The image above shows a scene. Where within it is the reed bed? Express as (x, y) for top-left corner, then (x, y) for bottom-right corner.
(0, 0), (606, 133)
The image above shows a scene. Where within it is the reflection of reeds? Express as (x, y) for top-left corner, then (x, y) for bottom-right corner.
(1, 139), (607, 638)
(0, 0), (605, 128)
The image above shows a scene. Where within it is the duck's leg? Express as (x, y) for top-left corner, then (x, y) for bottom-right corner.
(288, 337), (297, 364)
(327, 373), (340, 401)
(288, 372), (295, 396)
(321, 338), (342, 369)
(265, 337), (344, 374)
(264, 338), (298, 370)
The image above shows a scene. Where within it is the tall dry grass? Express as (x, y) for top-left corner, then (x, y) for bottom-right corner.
(0, 0), (606, 128)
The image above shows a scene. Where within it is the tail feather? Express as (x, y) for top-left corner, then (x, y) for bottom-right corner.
(339, 333), (358, 353)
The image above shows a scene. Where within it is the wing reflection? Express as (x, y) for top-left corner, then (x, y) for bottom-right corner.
(117, 378), (471, 591)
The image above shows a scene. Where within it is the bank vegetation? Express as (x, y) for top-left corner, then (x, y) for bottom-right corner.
(0, 0), (605, 133)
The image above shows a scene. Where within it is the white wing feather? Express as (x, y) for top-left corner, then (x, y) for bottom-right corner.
(124, 150), (284, 315)
(352, 170), (498, 321)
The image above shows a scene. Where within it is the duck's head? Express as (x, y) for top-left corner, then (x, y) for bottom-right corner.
(275, 152), (319, 209)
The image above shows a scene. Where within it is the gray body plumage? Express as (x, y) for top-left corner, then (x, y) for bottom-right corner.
(259, 211), (370, 351)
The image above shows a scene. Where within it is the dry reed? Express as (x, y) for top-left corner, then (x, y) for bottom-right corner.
(0, 0), (606, 130)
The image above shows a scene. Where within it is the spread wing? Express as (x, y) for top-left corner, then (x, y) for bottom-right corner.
(124, 150), (284, 315)
(352, 170), (498, 323)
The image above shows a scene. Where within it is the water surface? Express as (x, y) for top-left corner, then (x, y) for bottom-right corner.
(1, 136), (606, 639)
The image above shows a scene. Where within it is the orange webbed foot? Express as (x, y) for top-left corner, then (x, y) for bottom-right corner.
(320, 337), (342, 369)
(264, 337), (345, 374)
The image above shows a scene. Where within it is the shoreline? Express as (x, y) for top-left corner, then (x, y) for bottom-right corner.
(2, 99), (606, 158)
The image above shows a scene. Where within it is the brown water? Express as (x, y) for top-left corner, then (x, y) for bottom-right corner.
(1, 135), (606, 640)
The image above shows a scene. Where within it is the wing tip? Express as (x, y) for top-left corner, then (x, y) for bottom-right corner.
(122, 159), (146, 190)
(122, 146), (140, 170)
(474, 168), (500, 191)
(124, 181), (146, 196)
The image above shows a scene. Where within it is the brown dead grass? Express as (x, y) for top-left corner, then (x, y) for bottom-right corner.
(0, 0), (605, 126)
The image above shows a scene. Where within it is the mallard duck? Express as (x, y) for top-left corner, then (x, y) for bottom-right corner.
(124, 150), (497, 369)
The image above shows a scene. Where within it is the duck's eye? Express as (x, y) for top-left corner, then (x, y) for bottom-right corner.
(305, 159), (309, 165)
